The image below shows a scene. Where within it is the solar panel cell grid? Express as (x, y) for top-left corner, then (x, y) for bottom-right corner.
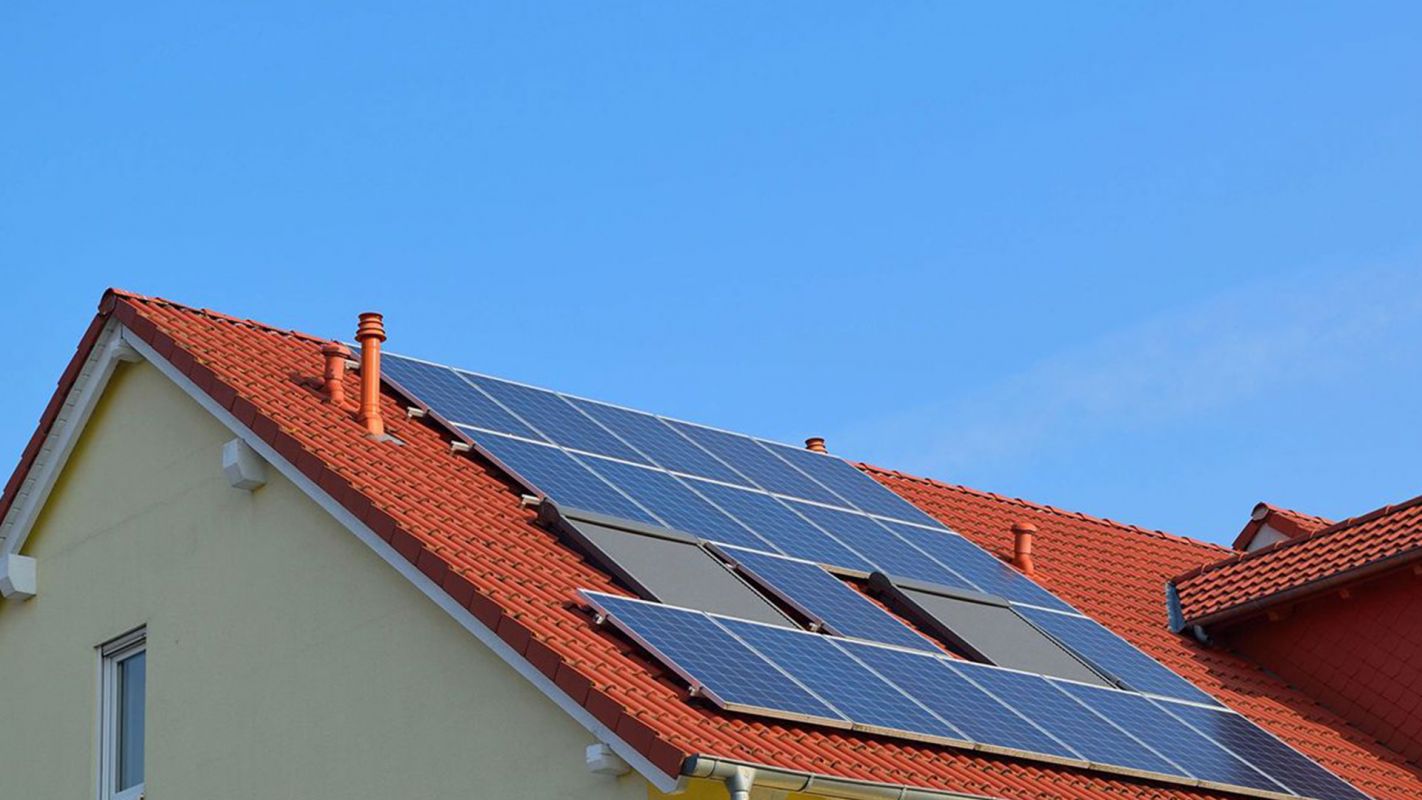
(718, 618), (961, 741)
(668, 421), (845, 505)
(764, 441), (945, 526)
(583, 592), (847, 721)
(472, 432), (657, 524)
(954, 663), (1187, 778)
(1055, 681), (1284, 794)
(578, 456), (772, 550)
(1017, 606), (1221, 705)
(882, 522), (1076, 612)
(791, 502), (977, 590)
(720, 546), (940, 652)
(465, 374), (649, 463)
(838, 640), (1080, 760)
(1159, 699), (1369, 800)
(382, 355), (546, 440)
(687, 480), (876, 571)
(568, 399), (749, 485)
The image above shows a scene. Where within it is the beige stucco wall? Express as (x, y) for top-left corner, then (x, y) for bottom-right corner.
(0, 361), (654, 800)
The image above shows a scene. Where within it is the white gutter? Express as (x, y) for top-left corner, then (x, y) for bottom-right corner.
(682, 756), (998, 800)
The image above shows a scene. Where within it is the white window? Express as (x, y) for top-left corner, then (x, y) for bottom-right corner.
(99, 629), (146, 800)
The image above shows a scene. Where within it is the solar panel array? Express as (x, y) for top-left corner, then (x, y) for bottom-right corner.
(379, 353), (1366, 800)
(585, 592), (1367, 800)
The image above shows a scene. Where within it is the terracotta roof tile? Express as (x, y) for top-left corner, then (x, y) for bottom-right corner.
(4, 289), (1417, 799)
(1174, 496), (1422, 625)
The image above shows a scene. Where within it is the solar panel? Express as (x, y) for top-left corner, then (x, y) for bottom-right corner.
(717, 546), (940, 651)
(581, 591), (846, 722)
(952, 663), (1186, 778)
(472, 432), (657, 524)
(383, 355), (545, 440)
(762, 441), (943, 526)
(1016, 606), (1220, 705)
(567, 398), (749, 485)
(577, 456), (772, 551)
(836, 639), (1080, 760)
(685, 479), (876, 571)
(1159, 699), (1369, 800)
(789, 502), (977, 590)
(717, 618), (962, 742)
(667, 421), (845, 505)
(1055, 681), (1286, 794)
(880, 521), (1075, 612)
(462, 374), (649, 463)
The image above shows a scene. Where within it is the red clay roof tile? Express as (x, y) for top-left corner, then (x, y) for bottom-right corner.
(3, 289), (1417, 799)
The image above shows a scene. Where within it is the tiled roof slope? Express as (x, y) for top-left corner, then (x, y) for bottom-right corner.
(1231, 504), (1334, 552)
(866, 469), (1421, 797)
(6, 289), (1419, 800)
(1173, 495), (1422, 625)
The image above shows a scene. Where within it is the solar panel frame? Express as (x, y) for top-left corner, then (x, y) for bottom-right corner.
(1016, 605), (1223, 706)
(1157, 698), (1370, 800)
(581, 591), (851, 725)
(684, 479), (878, 572)
(714, 545), (941, 652)
(716, 617), (965, 743)
(667, 420), (847, 506)
(468, 431), (659, 524)
(761, 440), (945, 526)
(462, 373), (651, 463)
(567, 397), (750, 485)
(1054, 680), (1291, 796)
(381, 354), (548, 441)
(788, 501), (979, 590)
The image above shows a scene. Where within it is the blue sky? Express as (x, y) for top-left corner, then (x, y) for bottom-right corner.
(4, 3), (1421, 544)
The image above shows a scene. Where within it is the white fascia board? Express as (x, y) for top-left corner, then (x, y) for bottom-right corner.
(116, 326), (683, 794)
(0, 320), (140, 560)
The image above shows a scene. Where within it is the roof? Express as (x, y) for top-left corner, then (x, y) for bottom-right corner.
(4, 289), (1419, 800)
(1230, 504), (1335, 552)
(1173, 495), (1422, 627)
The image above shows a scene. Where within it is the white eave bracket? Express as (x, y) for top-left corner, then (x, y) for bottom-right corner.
(222, 438), (267, 491)
(0, 554), (36, 600)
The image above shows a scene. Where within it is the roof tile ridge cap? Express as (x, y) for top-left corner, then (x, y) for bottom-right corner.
(1178, 493), (1422, 586)
(1270, 505), (1335, 528)
(858, 460), (1226, 553)
(118, 292), (331, 346)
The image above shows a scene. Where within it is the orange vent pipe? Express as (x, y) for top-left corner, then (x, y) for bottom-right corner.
(1011, 521), (1037, 577)
(356, 313), (386, 437)
(320, 341), (352, 407)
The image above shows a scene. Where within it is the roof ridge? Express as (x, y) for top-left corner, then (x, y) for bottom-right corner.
(1258, 503), (1334, 528)
(101, 288), (332, 346)
(1172, 490), (1422, 585)
(857, 462), (1228, 554)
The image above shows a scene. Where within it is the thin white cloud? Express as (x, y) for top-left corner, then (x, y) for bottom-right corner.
(841, 265), (1422, 475)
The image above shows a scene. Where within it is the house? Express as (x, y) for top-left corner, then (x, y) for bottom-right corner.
(0, 288), (1417, 800)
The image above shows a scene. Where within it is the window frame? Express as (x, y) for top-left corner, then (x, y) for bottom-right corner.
(98, 627), (147, 800)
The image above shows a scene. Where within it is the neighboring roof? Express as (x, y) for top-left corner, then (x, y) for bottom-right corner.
(1230, 503), (1334, 552)
(1173, 494), (1422, 627)
(4, 289), (1419, 800)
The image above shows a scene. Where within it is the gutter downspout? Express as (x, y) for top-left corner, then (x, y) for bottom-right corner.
(682, 756), (996, 800)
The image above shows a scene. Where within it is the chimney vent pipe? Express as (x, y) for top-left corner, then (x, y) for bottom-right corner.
(1011, 521), (1037, 577)
(804, 437), (827, 453)
(320, 341), (353, 407)
(356, 313), (387, 438)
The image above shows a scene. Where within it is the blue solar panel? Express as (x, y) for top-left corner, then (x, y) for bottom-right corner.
(686, 480), (876, 571)
(567, 399), (749, 485)
(1159, 699), (1368, 800)
(836, 640), (1078, 759)
(579, 456), (774, 551)
(472, 432), (657, 524)
(789, 503), (977, 590)
(763, 441), (944, 526)
(1055, 681), (1285, 794)
(717, 619), (960, 741)
(464, 374), (648, 463)
(719, 546), (939, 652)
(1016, 606), (1220, 705)
(880, 522), (1075, 612)
(953, 663), (1186, 777)
(583, 592), (847, 721)
(668, 422), (844, 505)
(383, 355), (546, 440)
